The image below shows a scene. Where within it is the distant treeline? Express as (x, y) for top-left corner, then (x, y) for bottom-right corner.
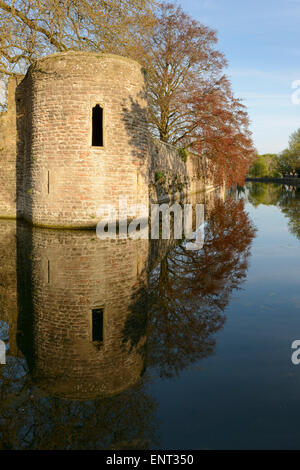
(248, 128), (300, 178)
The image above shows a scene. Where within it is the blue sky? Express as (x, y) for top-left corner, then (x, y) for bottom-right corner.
(181, 0), (300, 154)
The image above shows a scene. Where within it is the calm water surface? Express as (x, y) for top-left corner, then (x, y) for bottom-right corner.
(0, 182), (300, 450)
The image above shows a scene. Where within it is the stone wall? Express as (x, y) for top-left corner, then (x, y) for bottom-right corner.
(0, 76), (23, 219)
(149, 138), (205, 203)
(15, 51), (149, 228)
(0, 51), (210, 227)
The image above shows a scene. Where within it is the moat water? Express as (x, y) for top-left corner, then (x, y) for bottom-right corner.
(0, 182), (300, 450)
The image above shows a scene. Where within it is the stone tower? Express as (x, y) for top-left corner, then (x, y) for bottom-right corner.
(16, 51), (149, 228)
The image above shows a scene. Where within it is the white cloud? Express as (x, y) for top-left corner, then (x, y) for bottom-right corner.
(236, 92), (293, 110)
(228, 68), (292, 84)
(252, 115), (300, 128)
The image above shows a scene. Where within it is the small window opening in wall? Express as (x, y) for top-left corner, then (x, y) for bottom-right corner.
(47, 171), (50, 194)
(47, 260), (50, 284)
(92, 308), (104, 342)
(92, 104), (103, 147)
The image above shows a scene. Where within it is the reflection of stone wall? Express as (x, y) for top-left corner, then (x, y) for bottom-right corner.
(0, 220), (19, 356)
(204, 184), (226, 216)
(0, 184), (224, 386)
(17, 225), (149, 400)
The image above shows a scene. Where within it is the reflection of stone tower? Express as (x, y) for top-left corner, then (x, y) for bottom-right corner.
(17, 224), (149, 400)
(16, 51), (149, 228)
(0, 221), (20, 357)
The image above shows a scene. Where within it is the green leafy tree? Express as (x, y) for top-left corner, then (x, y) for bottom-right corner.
(275, 151), (291, 176)
(277, 149), (300, 176)
(289, 128), (300, 155)
(248, 156), (268, 177)
(275, 129), (300, 177)
(248, 153), (280, 178)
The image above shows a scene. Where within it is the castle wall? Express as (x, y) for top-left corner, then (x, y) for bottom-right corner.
(0, 76), (23, 218)
(16, 52), (149, 228)
(0, 51), (213, 227)
(149, 138), (205, 203)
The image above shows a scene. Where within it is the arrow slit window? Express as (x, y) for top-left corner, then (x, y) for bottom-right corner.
(92, 104), (103, 147)
(92, 308), (104, 343)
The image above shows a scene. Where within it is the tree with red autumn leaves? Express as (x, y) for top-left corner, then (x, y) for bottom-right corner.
(192, 76), (255, 186)
(131, 3), (255, 186)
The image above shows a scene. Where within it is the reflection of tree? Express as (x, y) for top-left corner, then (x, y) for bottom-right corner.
(0, 195), (257, 449)
(247, 182), (300, 241)
(247, 182), (284, 207)
(146, 198), (256, 378)
(0, 359), (158, 450)
(278, 187), (300, 241)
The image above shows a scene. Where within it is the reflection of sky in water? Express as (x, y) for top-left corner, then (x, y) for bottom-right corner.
(0, 320), (9, 341)
(151, 189), (300, 450)
(0, 320), (9, 356)
(0, 320), (28, 381)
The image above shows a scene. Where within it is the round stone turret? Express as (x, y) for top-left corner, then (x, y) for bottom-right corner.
(17, 51), (149, 228)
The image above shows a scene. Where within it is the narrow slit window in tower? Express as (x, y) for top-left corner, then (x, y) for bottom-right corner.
(92, 308), (104, 342)
(92, 105), (103, 147)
